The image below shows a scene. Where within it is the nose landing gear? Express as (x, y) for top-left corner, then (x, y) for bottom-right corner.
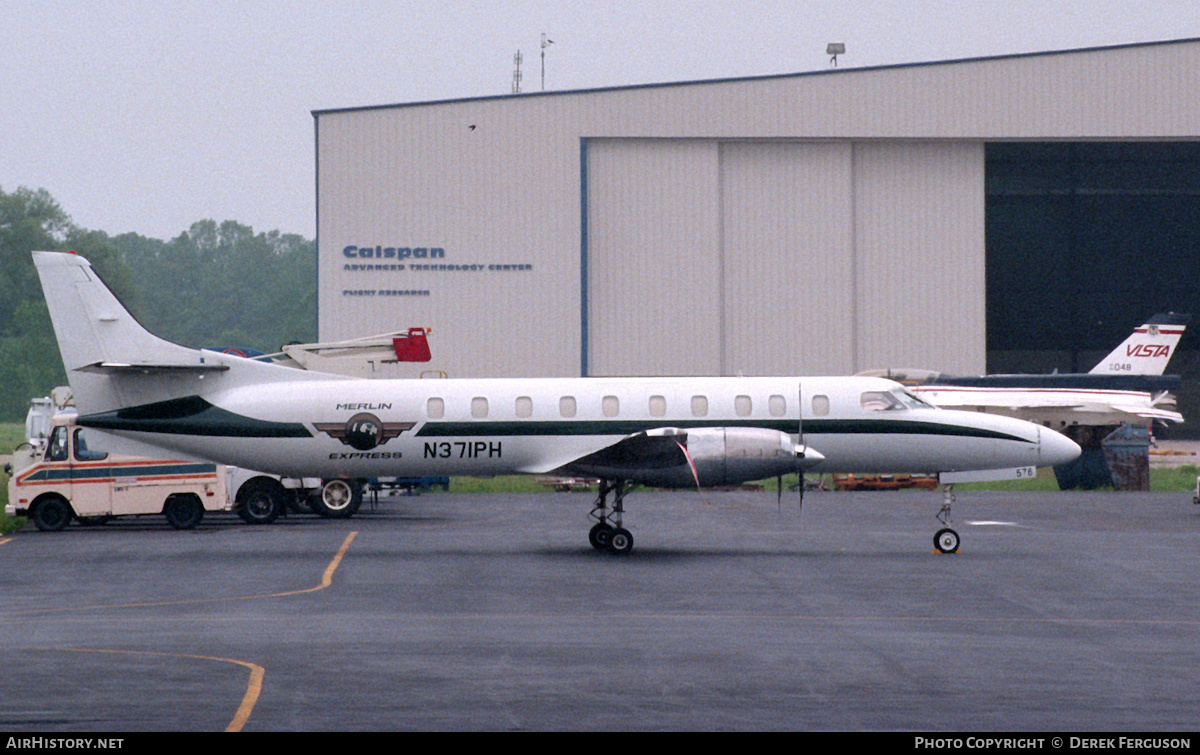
(934, 483), (960, 554)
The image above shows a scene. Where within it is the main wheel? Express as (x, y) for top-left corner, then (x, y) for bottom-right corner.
(608, 527), (634, 555)
(32, 496), (73, 532)
(588, 523), (613, 550)
(934, 527), (960, 554)
(164, 494), (204, 530)
(235, 478), (285, 525)
(312, 478), (363, 519)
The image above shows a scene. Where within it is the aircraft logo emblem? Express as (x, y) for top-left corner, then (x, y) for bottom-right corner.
(314, 413), (415, 450)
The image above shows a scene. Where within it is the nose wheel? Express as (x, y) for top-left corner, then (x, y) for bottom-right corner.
(934, 527), (960, 554)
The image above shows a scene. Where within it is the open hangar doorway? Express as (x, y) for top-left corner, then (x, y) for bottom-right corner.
(985, 142), (1200, 439)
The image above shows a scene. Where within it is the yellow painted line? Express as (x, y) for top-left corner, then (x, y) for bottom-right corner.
(1, 531), (358, 616)
(33, 647), (263, 732)
(0, 538), (12, 545)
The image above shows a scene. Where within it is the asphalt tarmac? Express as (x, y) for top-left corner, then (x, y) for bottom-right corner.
(2, 487), (1199, 732)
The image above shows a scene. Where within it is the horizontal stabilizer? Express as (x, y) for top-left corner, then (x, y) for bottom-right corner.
(77, 360), (231, 375)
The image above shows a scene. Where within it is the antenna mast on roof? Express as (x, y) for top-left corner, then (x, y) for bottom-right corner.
(541, 33), (554, 90)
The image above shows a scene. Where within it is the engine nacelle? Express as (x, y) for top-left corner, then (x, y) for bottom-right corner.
(568, 427), (820, 489)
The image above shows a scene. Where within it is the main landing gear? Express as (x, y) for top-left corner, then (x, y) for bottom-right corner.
(934, 483), (961, 554)
(588, 479), (635, 555)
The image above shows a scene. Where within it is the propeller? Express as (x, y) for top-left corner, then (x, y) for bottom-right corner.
(782, 382), (808, 514)
(797, 382), (804, 512)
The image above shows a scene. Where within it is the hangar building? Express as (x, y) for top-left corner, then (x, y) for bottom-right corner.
(313, 38), (1200, 433)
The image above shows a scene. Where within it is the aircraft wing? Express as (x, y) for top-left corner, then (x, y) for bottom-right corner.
(517, 426), (815, 488)
(515, 428), (691, 476)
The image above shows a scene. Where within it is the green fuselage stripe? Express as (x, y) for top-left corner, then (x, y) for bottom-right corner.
(415, 418), (1030, 443)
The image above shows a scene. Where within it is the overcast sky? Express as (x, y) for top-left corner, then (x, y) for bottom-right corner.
(2, 0), (1196, 242)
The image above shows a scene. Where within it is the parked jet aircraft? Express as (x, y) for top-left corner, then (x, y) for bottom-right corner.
(31, 251), (1080, 554)
(860, 313), (1189, 428)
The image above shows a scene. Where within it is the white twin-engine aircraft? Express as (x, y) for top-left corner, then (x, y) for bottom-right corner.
(32, 251), (1080, 554)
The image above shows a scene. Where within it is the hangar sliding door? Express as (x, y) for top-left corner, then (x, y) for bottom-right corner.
(852, 142), (986, 374)
(720, 142), (855, 375)
(585, 139), (722, 376)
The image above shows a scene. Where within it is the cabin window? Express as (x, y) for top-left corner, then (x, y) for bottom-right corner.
(515, 396), (533, 418)
(648, 395), (666, 417)
(471, 397), (489, 418)
(691, 395), (708, 417)
(812, 395), (830, 416)
(426, 397), (445, 419)
(602, 395), (620, 417)
(769, 395), (787, 417)
(860, 391), (905, 411)
(734, 395), (752, 417)
(559, 396), (577, 417)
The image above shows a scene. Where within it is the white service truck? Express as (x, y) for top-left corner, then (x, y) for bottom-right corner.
(4, 398), (344, 530)
(6, 412), (228, 531)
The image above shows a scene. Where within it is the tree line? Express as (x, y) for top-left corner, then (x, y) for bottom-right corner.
(0, 186), (316, 422)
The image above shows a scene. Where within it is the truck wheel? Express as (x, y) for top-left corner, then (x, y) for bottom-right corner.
(164, 494), (204, 530)
(235, 477), (284, 525)
(312, 478), (363, 519)
(32, 496), (73, 532)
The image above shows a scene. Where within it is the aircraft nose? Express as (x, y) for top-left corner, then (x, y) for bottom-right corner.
(1040, 428), (1082, 467)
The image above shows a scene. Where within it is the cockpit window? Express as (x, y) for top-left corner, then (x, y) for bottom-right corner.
(895, 389), (935, 410)
(860, 389), (931, 412)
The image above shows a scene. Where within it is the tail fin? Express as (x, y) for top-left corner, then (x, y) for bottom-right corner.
(32, 251), (296, 415)
(1089, 313), (1189, 375)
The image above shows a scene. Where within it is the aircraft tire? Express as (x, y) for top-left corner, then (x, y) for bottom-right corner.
(235, 478), (285, 525)
(164, 494), (204, 530)
(934, 527), (960, 554)
(588, 523), (613, 550)
(313, 478), (363, 519)
(608, 527), (634, 555)
(32, 496), (73, 532)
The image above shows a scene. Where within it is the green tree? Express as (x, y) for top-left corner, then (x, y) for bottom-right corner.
(115, 219), (316, 352)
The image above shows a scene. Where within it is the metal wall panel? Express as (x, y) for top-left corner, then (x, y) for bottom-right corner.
(585, 139), (721, 376)
(719, 141), (855, 376)
(317, 102), (585, 378)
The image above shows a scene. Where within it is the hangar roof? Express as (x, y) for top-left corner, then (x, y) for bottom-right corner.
(314, 36), (1200, 136)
